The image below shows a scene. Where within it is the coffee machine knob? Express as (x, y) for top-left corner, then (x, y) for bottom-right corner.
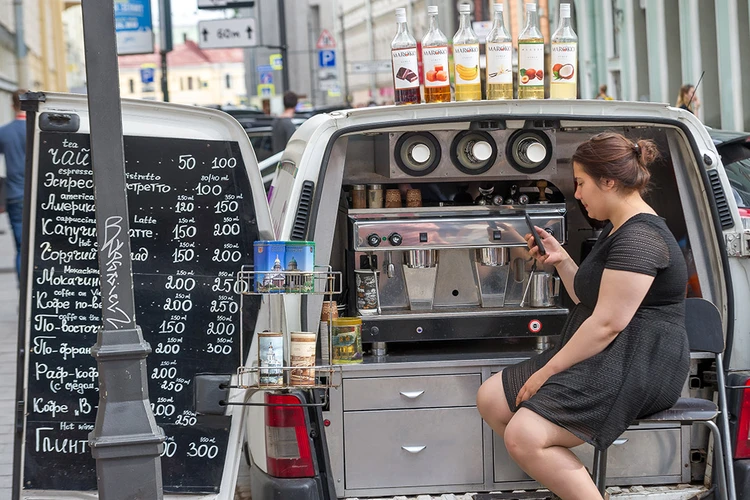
(388, 232), (403, 246)
(367, 233), (381, 247)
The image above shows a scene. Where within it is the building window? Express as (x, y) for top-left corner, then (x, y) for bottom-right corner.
(188, 77), (193, 90)
(226, 74), (232, 89)
(129, 79), (134, 94)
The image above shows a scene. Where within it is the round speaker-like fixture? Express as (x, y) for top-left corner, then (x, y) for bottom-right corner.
(394, 132), (441, 176)
(506, 130), (553, 174)
(450, 130), (498, 175)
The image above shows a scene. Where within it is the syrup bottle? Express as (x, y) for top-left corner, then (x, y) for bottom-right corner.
(518, 2), (545, 99)
(391, 8), (421, 104)
(453, 4), (481, 101)
(421, 5), (451, 103)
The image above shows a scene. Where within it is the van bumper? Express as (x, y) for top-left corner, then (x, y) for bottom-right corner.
(736, 458), (750, 500)
(250, 463), (323, 500)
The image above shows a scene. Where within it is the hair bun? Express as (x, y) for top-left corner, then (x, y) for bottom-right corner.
(635, 139), (660, 167)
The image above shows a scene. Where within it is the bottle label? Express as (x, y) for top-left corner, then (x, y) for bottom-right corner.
(551, 42), (577, 84)
(518, 42), (544, 87)
(486, 42), (512, 84)
(422, 46), (450, 87)
(391, 48), (420, 89)
(453, 43), (480, 85)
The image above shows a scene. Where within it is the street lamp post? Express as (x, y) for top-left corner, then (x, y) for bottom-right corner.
(80, 1), (165, 498)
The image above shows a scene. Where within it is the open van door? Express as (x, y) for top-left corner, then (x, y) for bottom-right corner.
(13, 92), (272, 499)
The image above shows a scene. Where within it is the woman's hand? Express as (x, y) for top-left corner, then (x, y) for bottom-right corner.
(516, 365), (554, 407)
(525, 226), (567, 266)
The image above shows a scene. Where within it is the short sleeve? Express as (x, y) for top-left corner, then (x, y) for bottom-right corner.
(604, 221), (670, 277)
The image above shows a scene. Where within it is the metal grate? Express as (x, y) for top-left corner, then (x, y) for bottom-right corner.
(291, 180), (315, 240)
(707, 169), (734, 229)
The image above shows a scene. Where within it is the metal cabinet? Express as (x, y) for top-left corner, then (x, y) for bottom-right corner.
(343, 374), (481, 410)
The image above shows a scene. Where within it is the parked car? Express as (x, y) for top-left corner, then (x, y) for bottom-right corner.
(14, 95), (750, 500)
(710, 128), (750, 218)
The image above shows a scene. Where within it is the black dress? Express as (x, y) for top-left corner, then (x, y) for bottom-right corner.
(502, 213), (690, 449)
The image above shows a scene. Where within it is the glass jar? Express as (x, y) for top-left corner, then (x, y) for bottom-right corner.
(331, 317), (363, 364)
(351, 185), (367, 209)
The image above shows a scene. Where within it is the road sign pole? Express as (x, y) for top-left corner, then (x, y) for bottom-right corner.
(159, 0), (173, 102)
(278, 0), (289, 93)
(80, 1), (165, 498)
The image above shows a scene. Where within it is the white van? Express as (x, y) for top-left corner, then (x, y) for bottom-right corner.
(14, 94), (750, 500)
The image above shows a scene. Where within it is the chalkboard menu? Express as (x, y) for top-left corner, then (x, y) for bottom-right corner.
(20, 132), (261, 493)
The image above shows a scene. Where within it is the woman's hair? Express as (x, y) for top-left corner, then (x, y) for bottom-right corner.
(676, 84), (694, 109)
(598, 84), (608, 95)
(571, 132), (660, 194)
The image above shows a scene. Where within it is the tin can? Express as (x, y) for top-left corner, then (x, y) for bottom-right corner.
(258, 332), (284, 386)
(355, 270), (379, 314)
(290, 332), (317, 386)
(351, 185), (367, 209)
(254, 241), (287, 293)
(319, 301), (338, 365)
(367, 184), (384, 208)
(285, 241), (315, 293)
(331, 317), (363, 364)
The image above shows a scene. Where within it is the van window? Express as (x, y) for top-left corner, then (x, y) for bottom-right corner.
(725, 156), (750, 208)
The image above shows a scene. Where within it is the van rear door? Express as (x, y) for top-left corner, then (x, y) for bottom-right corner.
(14, 92), (271, 499)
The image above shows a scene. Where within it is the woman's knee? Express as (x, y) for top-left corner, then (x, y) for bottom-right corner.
(504, 410), (545, 461)
(477, 372), (513, 424)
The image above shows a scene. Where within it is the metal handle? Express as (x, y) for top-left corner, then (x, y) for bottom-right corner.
(612, 438), (628, 446)
(400, 390), (425, 399)
(401, 445), (426, 454)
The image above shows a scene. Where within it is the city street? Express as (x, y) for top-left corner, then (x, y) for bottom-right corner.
(0, 216), (19, 498)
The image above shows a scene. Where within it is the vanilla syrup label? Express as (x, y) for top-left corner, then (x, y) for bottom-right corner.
(486, 42), (512, 84)
(422, 46), (450, 87)
(551, 42), (577, 84)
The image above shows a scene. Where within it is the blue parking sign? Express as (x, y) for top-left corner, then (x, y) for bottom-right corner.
(259, 72), (273, 85)
(318, 50), (336, 68)
(140, 66), (155, 84)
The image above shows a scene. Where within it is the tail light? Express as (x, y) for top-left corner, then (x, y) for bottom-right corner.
(738, 207), (750, 230)
(736, 379), (750, 459)
(265, 393), (315, 478)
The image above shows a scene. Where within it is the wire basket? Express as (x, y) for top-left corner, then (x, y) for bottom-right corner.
(236, 365), (342, 390)
(234, 265), (342, 296)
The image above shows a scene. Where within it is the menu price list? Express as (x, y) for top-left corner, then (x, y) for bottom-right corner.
(23, 132), (261, 492)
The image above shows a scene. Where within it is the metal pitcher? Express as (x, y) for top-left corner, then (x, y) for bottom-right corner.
(528, 271), (560, 308)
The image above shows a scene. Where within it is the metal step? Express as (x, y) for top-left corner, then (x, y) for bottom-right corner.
(474, 493), (556, 500)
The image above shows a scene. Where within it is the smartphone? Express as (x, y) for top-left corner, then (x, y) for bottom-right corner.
(524, 212), (546, 255)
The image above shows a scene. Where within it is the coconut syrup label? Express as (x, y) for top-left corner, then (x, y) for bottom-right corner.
(551, 43), (577, 84)
(392, 48), (420, 89)
(486, 42), (513, 84)
(518, 42), (544, 87)
(453, 44), (480, 84)
(422, 46), (450, 87)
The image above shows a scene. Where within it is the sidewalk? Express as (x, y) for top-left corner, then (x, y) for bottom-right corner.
(0, 214), (19, 498)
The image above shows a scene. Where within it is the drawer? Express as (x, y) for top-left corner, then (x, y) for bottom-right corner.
(493, 426), (684, 484)
(344, 407), (483, 489)
(571, 427), (684, 481)
(343, 374), (481, 410)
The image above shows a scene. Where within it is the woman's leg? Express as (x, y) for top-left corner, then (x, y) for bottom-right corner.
(504, 408), (602, 500)
(476, 371), (514, 438)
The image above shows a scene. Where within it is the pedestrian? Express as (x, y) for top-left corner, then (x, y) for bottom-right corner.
(271, 91), (298, 153)
(476, 132), (689, 500)
(676, 83), (700, 114)
(0, 89), (27, 280)
(594, 84), (613, 100)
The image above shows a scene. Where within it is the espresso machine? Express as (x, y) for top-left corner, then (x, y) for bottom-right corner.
(347, 204), (570, 348)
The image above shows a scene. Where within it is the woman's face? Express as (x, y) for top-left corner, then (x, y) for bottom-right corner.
(573, 162), (611, 221)
(686, 86), (695, 100)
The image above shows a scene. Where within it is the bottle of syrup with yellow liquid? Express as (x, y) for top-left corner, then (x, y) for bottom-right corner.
(518, 2), (545, 99)
(550, 3), (578, 99)
(453, 4), (481, 101)
(421, 5), (451, 103)
(485, 2), (513, 100)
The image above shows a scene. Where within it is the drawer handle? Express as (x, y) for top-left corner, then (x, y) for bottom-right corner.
(399, 390), (425, 399)
(401, 445), (426, 454)
(612, 438), (628, 446)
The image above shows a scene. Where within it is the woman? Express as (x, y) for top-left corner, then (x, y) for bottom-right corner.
(476, 132), (689, 500)
(676, 84), (700, 114)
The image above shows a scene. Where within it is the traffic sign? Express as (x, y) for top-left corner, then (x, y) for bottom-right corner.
(139, 64), (156, 84)
(316, 29), (336, 49)
(198, 17), (256, 49)
(257, 84), (275, 97)
(257, 64), (273, 73)
(259, 72), (273, 85)
(115, 0), (154, 55)
(270, 53), (283, 70)
(351, 60), (392, 74)
(318, 50), (336, 68)
(198, 0), (256, 9)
